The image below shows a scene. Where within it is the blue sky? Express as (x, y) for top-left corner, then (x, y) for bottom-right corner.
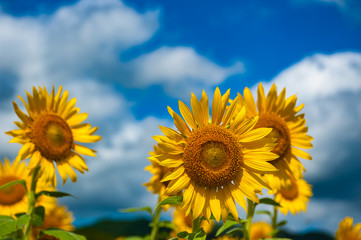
(0, 0), (360, 235)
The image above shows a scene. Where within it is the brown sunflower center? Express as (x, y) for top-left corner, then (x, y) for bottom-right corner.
(279, 180), (299, 200)
(183, 125), (243, 187)
(0, 176), (26, 206)
(255, 113), (291, 159)
(31, 114), (73, 161)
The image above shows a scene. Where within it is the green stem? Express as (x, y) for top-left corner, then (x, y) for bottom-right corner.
(244, 199), (256, 240)
(150, 204), (162, 240)
(192, 216), (202, 233)
(271, 206), (278, 237)
(23, 167), (40, 240)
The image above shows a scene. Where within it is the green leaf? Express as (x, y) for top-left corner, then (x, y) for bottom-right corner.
(35, 191), (74, 199)
(177, 231), (189, 238)
(168, 238), (178, 240)
(0, 180), (27, 193)
(255, 210), (272, 216)
(0, 216), (17, 238)
(153, 196), (183, 214)
(14, 213), (26, 218)
(33, 206), (45, 227)
(259, 198), (281, 207)
(225, 227), (243, 235)
(119, 206), (152, 215)
(277, 220), (287, 227)
(15, 215), (30, 228)
(41, 229), (86, 240)
(193, 228), (206, 240)
(216, 220), (239, 237)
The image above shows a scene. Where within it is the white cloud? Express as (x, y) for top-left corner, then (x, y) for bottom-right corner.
(129, 46), (244, 97)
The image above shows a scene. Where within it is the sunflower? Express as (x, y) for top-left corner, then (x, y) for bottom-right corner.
(249, 221), (273, 240)
(237, 83), (312, 190)
(31, 203), (74, 240)
(6, 86), (101, 186)
(144, 145), (173, 210)
(172, 206), (214, 235)
(335, 217), (361, 240)
(0, 158), (55, 217)
(274, 173), (312, 215)
(150, 88), (278, 222)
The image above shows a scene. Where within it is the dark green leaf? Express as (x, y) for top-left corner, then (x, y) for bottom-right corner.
(277, 220), (287, 227)
(41, 229), (86, 240)
(119, 206), (152, 215)
(193, 228), (206, 240)
(14, 213), (26, 218)
(33, 206), (45, 226)
(153, 196), (183, 214)
(177, 231), (189, 238)
(216, 220), (239, 237)
(35, 191), (74, 199)
(259, 198), (281, 207)
(0, 180), (27, 193)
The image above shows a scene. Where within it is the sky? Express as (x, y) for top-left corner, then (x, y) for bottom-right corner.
(0, 0), (360, 236)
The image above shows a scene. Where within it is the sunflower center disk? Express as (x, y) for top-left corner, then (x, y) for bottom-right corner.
(0, 176), (26, 205)
(279, 181), (299, 200)
(31, 114), (73, 161)
(183, 125), (243, 187)
(255, 113), (291, 159)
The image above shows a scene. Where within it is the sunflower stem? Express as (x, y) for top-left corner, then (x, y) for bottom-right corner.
(23, 166), (40, 240)
(271, 205), (278, 237)
(150, 202), (162, 240)
(192, 216), (202, 233)
(244, 199), (256, 240)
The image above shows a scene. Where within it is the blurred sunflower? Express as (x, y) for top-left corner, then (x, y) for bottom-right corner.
(213, 236), (240, 240)
(144, 145), (173, 210)
(274, 174), (312, 215)
(335, 217), (361, 240)
(249, 221), (273, 240)
(0, 158), (55, 217)
(172, 207), (214, 235)
(151, 88), (278, 222)
(6, 86), (101, 186)
(31, 203), (74, 240)
(237, 83), (313, 190)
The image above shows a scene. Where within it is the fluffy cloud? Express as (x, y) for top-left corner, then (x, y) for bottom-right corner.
(256, 51), (361, 233)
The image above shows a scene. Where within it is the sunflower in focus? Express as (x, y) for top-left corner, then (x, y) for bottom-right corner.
(150, 88), (278, 222)
(6, 86), (101, 186)
(274, 173), (312, 215)
(335, 217), (361, 240)
(236, 83), (313, 190)
(172, 207), (214, 235)
(31, 203), (74, 240)
(0, 158), (55, 217)
(249, 221), (272, 240)
(144, 145), (173, 210)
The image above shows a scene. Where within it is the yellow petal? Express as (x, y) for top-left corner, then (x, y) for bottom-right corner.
(192, 185), (206, 219)
(211, 87), (223, 125)
(165, 174), (190, 195)
(74, 144), (97, 157)
(209, 188), (221, 222)
(291, 147), (312, 160)
(243, 159), (278, 172)
(200, 90), (210, 124)
(257, 83), (266, 113)
(161, 166), (185, 182)
(239, 127), (272, 142)
(243, 88), (257, 116)
(222, 95), (240, 127)
(179, 100), (197, 129)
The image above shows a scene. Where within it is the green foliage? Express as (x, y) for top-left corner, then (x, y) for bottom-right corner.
(255, 210), (272, 216)
(35, 190), (74, 199)
(0, 215), (29, 239)
(0, 179), (27, 192)
(119, 206), (153, 215)
(41, 229), (86, 240)
(258, 198), (281, 207)
(215, 220), (240, 237)
(277, 220), (287, 227)
(32, 206), (45, 227)
(153, 196), (183, 214)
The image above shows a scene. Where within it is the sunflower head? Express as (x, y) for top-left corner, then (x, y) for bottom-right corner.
(151, 88), (278, 222)
(6, 86), (102, 186)
(249, 221), (273, 240)
(335, 217), (361, 240)
(274, 174), (312, 215)
(0, 158), (55, 217)
(237, 83), (313, 190)
(31, 203), (74, 240)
